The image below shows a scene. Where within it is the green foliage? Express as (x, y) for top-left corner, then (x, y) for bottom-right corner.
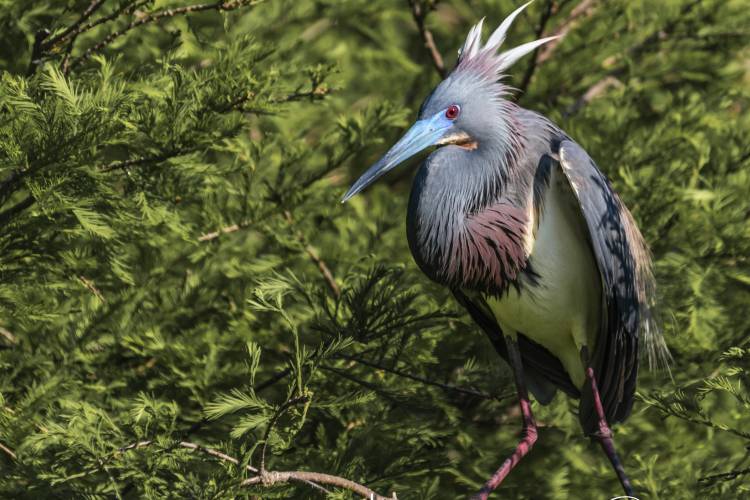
(1, 0), (749, 498)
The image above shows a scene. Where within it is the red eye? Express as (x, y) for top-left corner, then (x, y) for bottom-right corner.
(445, 104), (460, 120)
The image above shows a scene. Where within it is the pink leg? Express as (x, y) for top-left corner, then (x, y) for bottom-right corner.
(472, 336), (537, 500)
(585, 365), (635, 496)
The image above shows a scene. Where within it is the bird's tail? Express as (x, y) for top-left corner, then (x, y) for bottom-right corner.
(621, 203), (672, 372)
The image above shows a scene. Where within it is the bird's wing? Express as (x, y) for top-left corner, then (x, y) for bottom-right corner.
(453, 289), (581, 404)
(556, 138), (653, 431)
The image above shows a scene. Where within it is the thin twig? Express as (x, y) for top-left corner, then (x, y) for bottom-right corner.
(320, 365), (400, 404)
(43, 0), (108, 50)
(119, 440), (254, 468)
(0, 326), (17, 345)
(303, 245), (340, 298)
(407, 0), (446, 77)
(698, 467), (750, 485)
(254, 367), (292, 392)
(59, 0), (151, 73)
(78, 276), (106, 302)
(100, 148), (195, 172)
(283, 210), (340, 299)
(69, 0), (265, 70)
(518, 0), (556, 94)
(71, 1), (153, 42)
(0, 441), (16, 460)
(259, 395), (309, 473)
(340, 354), (508, 401)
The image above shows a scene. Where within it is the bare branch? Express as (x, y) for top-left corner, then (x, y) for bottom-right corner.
(59, 0), (152, 74)
(116, 440), (396, 497)
(69, 0), (265, 70)
(120, 440), (250, 466)
(242, 470), (395, 499)
(75, 1), (153, 39)
(43, 0), (108, 50)
(66, 0), (109, 74)
(407, 0), (446, 78)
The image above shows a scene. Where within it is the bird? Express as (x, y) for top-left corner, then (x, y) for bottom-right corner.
(342, 2), (670, 498)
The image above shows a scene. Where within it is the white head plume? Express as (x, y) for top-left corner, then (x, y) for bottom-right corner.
(456, 1), (559, 79)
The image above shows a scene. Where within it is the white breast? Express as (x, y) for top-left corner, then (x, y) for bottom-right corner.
(487, 168), (602, 388)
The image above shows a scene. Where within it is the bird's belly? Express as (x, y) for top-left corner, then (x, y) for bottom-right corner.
(486, 174), (601, 388)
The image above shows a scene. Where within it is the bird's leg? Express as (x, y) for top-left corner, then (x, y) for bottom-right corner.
(581, 347), (635, 497)
(472, 335), (537, 500)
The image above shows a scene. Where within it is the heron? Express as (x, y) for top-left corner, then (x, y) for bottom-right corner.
(342, 2), (670, 498)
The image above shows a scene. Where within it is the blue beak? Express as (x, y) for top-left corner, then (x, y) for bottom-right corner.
(341, 111), (455, 202)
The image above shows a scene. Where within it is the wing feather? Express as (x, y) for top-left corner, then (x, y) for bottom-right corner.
(556, 139), (665, 432)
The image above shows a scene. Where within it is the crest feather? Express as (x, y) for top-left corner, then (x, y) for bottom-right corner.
(496, 36), (560, 71)
(455, 1), (560, 81)
(460, 17), (485, 60)
(485, 1), (533, 50)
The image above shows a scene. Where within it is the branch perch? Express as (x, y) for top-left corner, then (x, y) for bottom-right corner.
(119, 440), (395, 498)
(242, 470), (396, 499)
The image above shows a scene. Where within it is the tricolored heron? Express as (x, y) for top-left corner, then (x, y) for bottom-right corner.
(343, 2), (669, 497)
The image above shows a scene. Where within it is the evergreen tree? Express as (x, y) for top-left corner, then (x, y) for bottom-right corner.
(1, 1), (748, 498)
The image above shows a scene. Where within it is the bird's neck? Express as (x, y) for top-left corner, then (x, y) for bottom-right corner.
(407, 131), (532, 294)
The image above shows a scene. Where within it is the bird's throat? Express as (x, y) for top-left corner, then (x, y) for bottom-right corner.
(407, 159), (529, 294)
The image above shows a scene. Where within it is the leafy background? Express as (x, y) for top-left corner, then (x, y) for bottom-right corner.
(1, 0), (749, 498)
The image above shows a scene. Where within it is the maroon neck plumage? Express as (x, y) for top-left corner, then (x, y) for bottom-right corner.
(406, 132), (531, 296)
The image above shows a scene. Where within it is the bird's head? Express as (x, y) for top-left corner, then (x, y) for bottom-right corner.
(342, 1), (558, 202)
